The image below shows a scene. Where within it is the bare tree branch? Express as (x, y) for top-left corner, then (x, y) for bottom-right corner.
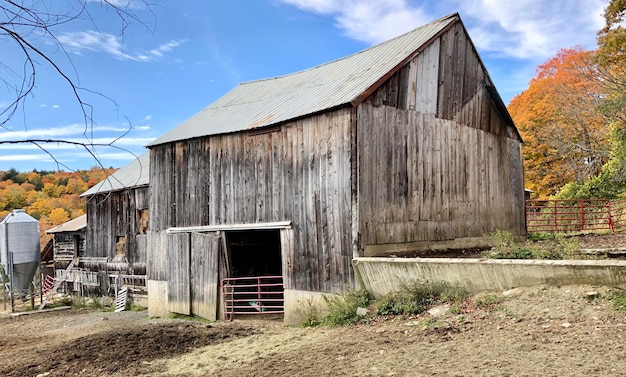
(0, 0), (154, 171)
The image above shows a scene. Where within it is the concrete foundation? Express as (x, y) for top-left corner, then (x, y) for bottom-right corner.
(284, 289), (332, 326)
(353, 257), (626, 298)
(147, 280), (168, 318)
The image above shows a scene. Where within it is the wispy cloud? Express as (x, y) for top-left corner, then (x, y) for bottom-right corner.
(86, 0), (147, 10)
(0, 154), (49, 161)
(57, 31), (186, 61)
(150, 40), (187, 57)
(280, 0), (430, 44)
(456, 0), (605, 58)
(279, 0), (606, 58)
(0, 124), (132, 141)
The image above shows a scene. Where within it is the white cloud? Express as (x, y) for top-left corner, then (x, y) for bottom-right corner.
(280, 0), (430, 44)
(86, 0), (147, 10)
(57, 31), (185, 61)
(279, 0), (606, 58)
(0, 154), (48, 161)
(456, 0), (606, 58)
(0, 124), (132, 141)
(150, 40), (187, 57)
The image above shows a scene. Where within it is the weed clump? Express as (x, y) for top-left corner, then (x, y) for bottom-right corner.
(375, 280), (467, 317)
(322, 289), (371, 326)
(482, 229), (584, 259)
(607, 289), (626, 313)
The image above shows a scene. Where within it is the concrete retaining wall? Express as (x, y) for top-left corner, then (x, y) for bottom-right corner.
(353, 257), (626, 298)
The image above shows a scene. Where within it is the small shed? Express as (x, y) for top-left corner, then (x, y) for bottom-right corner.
(45, 214), (86, 269)
(145, 13), (526, 323)
(80, 152), (150, 295)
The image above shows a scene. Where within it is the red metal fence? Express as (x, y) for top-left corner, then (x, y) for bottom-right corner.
(525, 199), (626, 233)
(222, 276), (284, 321)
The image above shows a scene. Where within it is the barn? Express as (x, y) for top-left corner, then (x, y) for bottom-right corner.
(79, 152), (150, 296)
(145, 13), (525, 323)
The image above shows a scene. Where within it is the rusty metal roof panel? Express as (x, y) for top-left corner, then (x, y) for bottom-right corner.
(147, 14), (457, 146)
(80, 152), (150, 196)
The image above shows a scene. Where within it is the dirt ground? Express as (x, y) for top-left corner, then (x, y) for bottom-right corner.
(1, 283), (625, 377)
(2, 232), (625, 377)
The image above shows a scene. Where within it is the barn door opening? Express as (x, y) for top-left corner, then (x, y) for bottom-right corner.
(222, 229), (284, 318)
(226, 230), (281, 277)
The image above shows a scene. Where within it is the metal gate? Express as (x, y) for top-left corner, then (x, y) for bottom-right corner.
(222, 276), (284, 321)
(525, 199), (626, 233)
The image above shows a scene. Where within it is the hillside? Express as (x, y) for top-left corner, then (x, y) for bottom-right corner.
(0, 167), (116, 248)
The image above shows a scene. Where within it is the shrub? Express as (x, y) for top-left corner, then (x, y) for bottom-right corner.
(375, 280), (467, 317)
(322, 289), (371, 326)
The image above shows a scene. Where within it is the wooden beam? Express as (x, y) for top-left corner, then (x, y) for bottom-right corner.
(167, 221), (293, 234)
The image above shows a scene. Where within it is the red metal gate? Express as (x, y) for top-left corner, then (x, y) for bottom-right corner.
(222, 276), (284, 321)
(525, 199), (626, 233)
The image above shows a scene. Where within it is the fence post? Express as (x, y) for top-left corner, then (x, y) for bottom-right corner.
(553, 201), (558, 232)
(608, 201), (614, 233)
(580, 200), (585, 231)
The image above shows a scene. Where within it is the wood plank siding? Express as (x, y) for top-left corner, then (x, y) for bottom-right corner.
(358, 22), (525, 247)
(149, 109), (355, 293)
(85, 186), (149, 274)
(357, 104), (524, 245)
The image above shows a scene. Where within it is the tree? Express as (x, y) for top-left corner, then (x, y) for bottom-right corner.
(0, 0), (152, 170)
(508, 47), (610, 198)
(49, 208), (70, 226)
(593, 0), (626, 187)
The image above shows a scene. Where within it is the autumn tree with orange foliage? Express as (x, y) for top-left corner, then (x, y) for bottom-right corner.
(553, 0), (626, 199)
(0, 167), (115, 248)
(508, 47), (610, 198)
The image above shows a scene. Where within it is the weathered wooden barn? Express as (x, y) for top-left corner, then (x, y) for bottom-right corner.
(79, 152), (150, 296)
(145, 13), (526, 323)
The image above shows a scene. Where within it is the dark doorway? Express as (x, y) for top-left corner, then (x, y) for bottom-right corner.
(222, 229), (283, 318)
(225, 230), (281, 277)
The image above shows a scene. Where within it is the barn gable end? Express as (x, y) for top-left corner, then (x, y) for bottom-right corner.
(356, 19), (525, 255)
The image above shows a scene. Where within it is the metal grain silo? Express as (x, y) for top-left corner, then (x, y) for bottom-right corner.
(0, 209), (40, 293)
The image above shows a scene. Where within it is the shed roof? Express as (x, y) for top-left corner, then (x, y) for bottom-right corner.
(147, 13), (459, 147)
(45, 214), (86, 234)
(80, 152), (149, 197)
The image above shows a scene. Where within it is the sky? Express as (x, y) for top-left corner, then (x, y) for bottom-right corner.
(0, 0), (608, 172)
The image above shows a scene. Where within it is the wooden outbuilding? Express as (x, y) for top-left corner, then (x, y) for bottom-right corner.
(145, 13), (526, 323)
(45, 214), (86, 270)
(79, 152), (150, 296)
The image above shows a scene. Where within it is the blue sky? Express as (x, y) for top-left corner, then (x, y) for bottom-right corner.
(0, 0), (607, 172)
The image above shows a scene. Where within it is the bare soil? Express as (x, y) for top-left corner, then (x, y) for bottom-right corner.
(3, 233), (625, 376)
(1, 284), (625, 377)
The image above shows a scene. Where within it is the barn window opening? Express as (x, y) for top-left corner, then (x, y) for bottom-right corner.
(223, 229), (283, 318)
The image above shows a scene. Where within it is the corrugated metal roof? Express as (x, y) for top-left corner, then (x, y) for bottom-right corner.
(45, 214), (86, 234)
(147, 14), (458, 147)
(80, 152), (150, 197)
